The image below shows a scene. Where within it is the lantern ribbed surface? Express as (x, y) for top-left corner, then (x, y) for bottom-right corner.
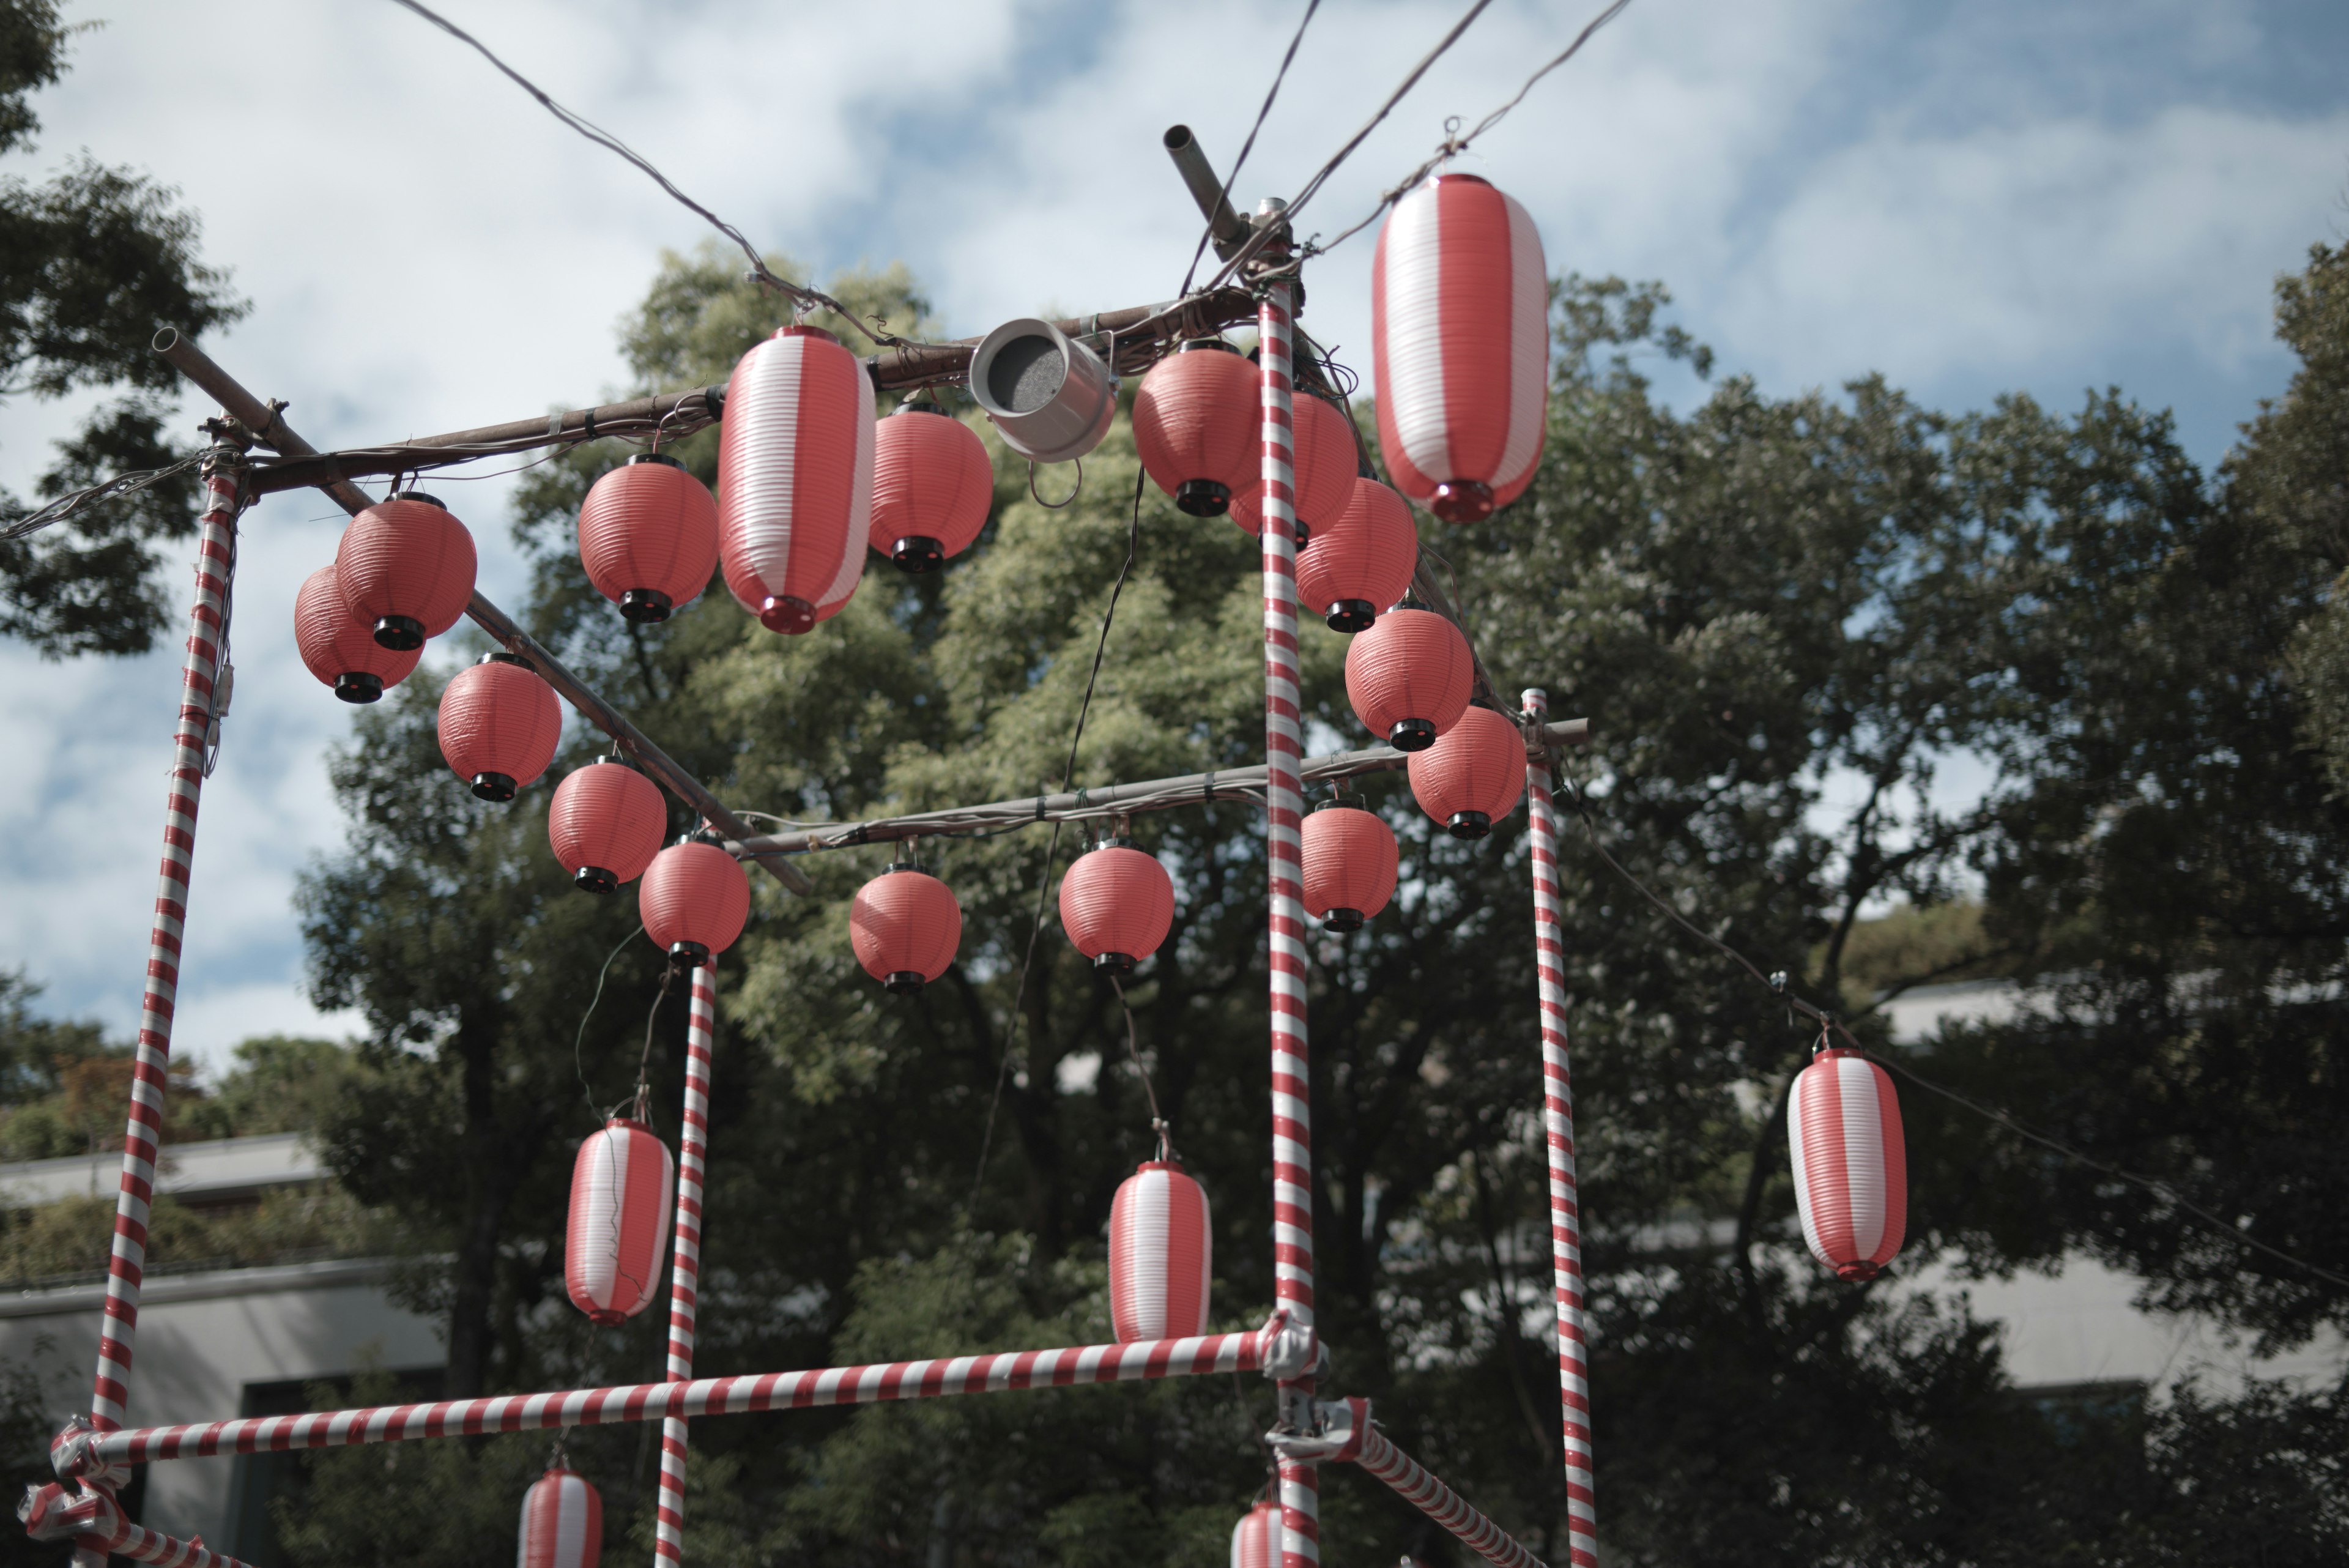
(1058, 844), (1174, 971)
(563, 1118), (675, 1326)
(870, 405), (995, 568)
(850, 867), (964, 990)
(1789, 1048), (1907, 1281)
(437, 658), (562, 801)
(1230, 1501), (1281, 1568)
(1109, 1159), (1212, 1343)
(578, 455), (718, 621)
(1302, 803), (1398, 928)
(640, 841), (749, 962)
(333, 494), (478, 648)
(548, 760), (667, 891)
(1407, 705), (1526, 838)
(518, 1465), (603, 1568)
(1296, 478), (1419, 631)
(1373, 174), (1549, 522)
(293, 563), (420, 702)
(1343, 606), (1472, 749)
(717, 325), (874, 634)
(1229, 390), (1356, 536)
(1133, 343), (1258, 516)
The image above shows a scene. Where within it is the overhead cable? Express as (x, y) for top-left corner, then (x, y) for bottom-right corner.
(1176, 0), (1323, 298)
(1, 454), (205, 543)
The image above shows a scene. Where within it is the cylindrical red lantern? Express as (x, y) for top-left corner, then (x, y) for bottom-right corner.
(294, 563), (420, 703)
(1296, 477), (1418, 633)
(548, 758), (668, 894)
(518, 1465), (603, 1568)
(639, 839), (749, 966)
(1230, 1501), (1280, 1568)
(334, 491), (478, 650)
(1302, 800), (1397, 932)
(1373, 173), (1550, 524)
(1108, 1159), (1211, 1343)
(717, 325), (874, 634)
(1059, 842), (1174, 975)
(850, 865), (963, 993)
(1408, 704), (1526, 839)
(563, 1117), (674, 1326)
(1133, 340), (1257, 518)
(1343, 606), (1472, 751)
(577, 454), (719, 623)
(1228, 389), (1356, 541)
(870, 403), (995, 573)
(437, 653), (563, 802)
(1789, 1048), (1907, 1281)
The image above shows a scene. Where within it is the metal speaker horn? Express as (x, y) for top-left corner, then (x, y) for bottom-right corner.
(968, 318), (1118, 465)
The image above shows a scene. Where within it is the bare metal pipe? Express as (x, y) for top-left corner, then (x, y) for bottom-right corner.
(1163, 125), (1251, 262)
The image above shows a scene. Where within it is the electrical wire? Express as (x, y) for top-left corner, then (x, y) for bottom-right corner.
(573, 923), (645, 1120)
(1176, 0), (1323, 298)
(0, 453), (204, 543)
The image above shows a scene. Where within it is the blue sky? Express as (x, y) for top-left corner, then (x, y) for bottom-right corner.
(2, 0), (2345, 1070)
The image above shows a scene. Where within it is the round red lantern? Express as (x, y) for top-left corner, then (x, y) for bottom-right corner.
(577, 454), (718, 623)
(1230, 1501), (1280, 1568)
(1296, 477), (1417, 633)
(518, 1465), (603, 1568)
(1373, 174), (1550, 524)
(1228, 389), (1357, 541)
(563, 1116), (674, 1326)
(1302, 800), (1397, 932)
(334, 491), (478, 650)
(548, 758), (668, 894)
(717, 325), (874, 634)
(1408, 704), (1525, 839)
(870, 403), (995, 573)
(437, 653), (562, 802)
(639, 839), (749, 967)
(1133, 340), (1257, 518)
(1343, 606), (1472, 751)
(294, 563), (420, 703)
(850, 864), (963, 993)
(1789, 1047), (1907, 1281)
(1108, 1159), (1211, 1343)
(1059, 842), (1174, 975)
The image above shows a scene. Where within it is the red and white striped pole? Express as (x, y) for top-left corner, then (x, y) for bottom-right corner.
(1522, 689), (1595, 1568)
(1255, 220), (1321, 1568)
(91, 449), (244, 1442)
(653, 964), (716, 1565)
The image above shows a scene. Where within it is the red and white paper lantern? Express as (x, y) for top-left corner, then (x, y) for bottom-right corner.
(1371, 174), (1549, 523)
(1059, 842), (1176, 975)
(850, 866), (963, 993)
(1230, 1500), (1281, 1568)
(563, 1118), (675, 1326)
(335, 491), (478, 650)
(717, 325), (874, 634)
(577, 454), (719, 623)
(1343, 606), (1472, 751)
(1133, 340), (1258, 518)
(294, 563), (420, 703)
(547, 759), (668, 894)
(1406, 704), (1525, 839)
(639, 840), (750, 966)
(870, 403), (994, 572)
(1302, 800), (1397, 932)
(1788, 1048), (1907, 1281)
(1296, 477), (1418, 633)
(518, 1465), (603, 1568)
(1108, 1159), (1211, 1343)
(438, 653), (563, 801)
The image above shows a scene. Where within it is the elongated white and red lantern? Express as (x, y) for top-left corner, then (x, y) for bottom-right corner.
(564, 1117), (675, 1325)
(1372, 174), (1549, 523)
(1787, 1048), (1907, 1280)
(518, 1465), (602, 1568)
(1108, 1159), (1211, 1343)
(717, 325), (874, 634)
(1230, 1499), (1280, 1568)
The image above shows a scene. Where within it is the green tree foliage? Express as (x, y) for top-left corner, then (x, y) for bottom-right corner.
(272, 242), (2347, 1567)
(0, 0), (245, 657)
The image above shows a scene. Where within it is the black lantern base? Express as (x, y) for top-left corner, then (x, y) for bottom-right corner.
(891, 536), (944, 574)
(470, 771), (518, 803)
(620, 589), (674, 623)
(669, 940), (713, 968)
(759, 594), (815, 634)
(373, 614), (425, 652)
(1176, 479), (1231, 518)
(1326, 599), (1375, 634)
(333, 671), (385, 704)
(1446, 811), (1492, 840)
(1323, 907), (1364, 934)
(1431, 480), (1495, 524)
(885, 970), (927, 995)
(1389, 718), (1437, 752)
(1291, 518), (1310, 549)
(1093, 951), (1137, 976)
(573, 865), (618, 895)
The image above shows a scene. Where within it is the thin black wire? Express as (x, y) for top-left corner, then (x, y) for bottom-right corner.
(1176, 0), (1323, 298)
(384, 0), (913, 347)
(1548, 751), (2349, 1295)
(1108, 974), (1167, 1148)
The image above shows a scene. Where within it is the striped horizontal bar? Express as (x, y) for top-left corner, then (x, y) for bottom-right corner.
(1355, 1426), (1548, 1568)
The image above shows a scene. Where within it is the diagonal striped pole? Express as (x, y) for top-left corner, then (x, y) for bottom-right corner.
(91, 449), (245, 1438)
(653, 963), (716, 1565)
(1256, 233), (1320, 1568)
(1522, 689), (1596, 1567)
